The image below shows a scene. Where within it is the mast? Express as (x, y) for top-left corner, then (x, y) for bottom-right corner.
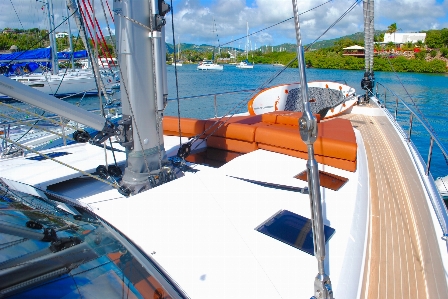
(65, 4), (75, 70)
(361, 0), (375, 102)
(246, 22), (249, 60)
(291, 0), (333, 298)
(114, 0), (170, 194)
(47, 0), (59, 75)
(66, 0), (109, 103)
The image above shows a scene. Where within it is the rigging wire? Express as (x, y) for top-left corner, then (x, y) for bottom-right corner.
(384, 57), (438, 135)
(169, 0), (184, 149)
(8, 0), (25, 35)
(218, 0), (334, 48)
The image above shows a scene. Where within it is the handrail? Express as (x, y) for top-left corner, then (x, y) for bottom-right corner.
(375, 82), (448, 161)
(166, 88), (258, 102)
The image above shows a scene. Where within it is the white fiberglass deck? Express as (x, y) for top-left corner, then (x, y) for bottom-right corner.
(0, 130), (369, 298)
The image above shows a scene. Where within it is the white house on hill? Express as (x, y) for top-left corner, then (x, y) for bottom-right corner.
(55, 32), (69, 38)
(383, 32), (426, 44)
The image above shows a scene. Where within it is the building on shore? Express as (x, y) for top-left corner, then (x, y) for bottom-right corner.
(382, 32), (426, 46)
(342, 45), (365, 57)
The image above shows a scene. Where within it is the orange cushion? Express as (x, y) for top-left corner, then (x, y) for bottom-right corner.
(276, 112), (321, 126)
(260, 111), (321, 126)
(204, 121), (257, 142)
(254, 118), (357, 161)
(206, 136), (258, 153)
(163, 116), (206, 137)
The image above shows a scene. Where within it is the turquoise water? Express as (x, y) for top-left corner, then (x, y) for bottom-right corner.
(2, 64), (447, 180)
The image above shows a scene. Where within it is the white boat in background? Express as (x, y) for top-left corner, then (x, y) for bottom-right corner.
(0, 0), (447, 298)
(273, 62), (285, 67)
(236, 59), (254, 69)
(0, 0), (118, 100)
(248, 81), (357, 119)
(236, 22), (254, 69)
(197, 59), (223, 70)
(172, 39), (183, 66)
(1, 69), (119, 99)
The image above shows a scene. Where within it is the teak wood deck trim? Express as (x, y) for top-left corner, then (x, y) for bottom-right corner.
(341, 112), (448, 298)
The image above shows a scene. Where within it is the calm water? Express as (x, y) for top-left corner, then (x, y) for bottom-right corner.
(2, 64), (447, 179)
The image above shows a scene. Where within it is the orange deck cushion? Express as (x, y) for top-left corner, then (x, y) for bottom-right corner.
(163, 116), (207, 137)
(163, 115), (357, 172)
(206, 136), (258, 153)
(254, 118), (357, 161)
(261, 111), (321, 125)
(204, 120), (257, 142)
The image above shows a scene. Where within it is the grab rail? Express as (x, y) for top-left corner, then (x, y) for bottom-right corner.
(375, 82), (448, 171)
(167, 88), (258, 117)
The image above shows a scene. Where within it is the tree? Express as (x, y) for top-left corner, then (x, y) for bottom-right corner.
(387, 23), (399, 45)
(425, 30), (443, 49)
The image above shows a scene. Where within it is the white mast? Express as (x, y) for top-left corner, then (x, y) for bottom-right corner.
(65, 4), (75, 70)
(246, 22), (249, 60)
(47, 0), (59, 74)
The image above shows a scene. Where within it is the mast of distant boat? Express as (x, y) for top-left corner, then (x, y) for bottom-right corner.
(291, 0), (334, 298)
(66, 0), (109, 103)
(65, 4), (75, 70)
(246, 22), (249, 61)
(47, 0), (59, 75)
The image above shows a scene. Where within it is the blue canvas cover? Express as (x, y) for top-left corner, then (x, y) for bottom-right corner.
(0, 48), (51, 63)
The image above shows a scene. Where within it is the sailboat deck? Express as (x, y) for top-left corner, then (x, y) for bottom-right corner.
(340, 107), (448, 298)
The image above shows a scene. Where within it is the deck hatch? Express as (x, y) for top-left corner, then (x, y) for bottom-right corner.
(295, 170), (348, 191)
(255, 210), (335, 256)
(26, 152), (71, 161)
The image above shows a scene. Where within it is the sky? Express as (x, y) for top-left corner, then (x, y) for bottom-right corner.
(1, 0), (447, 49)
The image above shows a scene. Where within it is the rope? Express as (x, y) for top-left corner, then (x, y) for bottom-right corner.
(79, 0), (107, 69)
(105, 0), (114, 22)
(84, 0), (116, 68)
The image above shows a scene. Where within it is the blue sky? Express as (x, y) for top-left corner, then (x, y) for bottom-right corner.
(1, 0), (447, 48)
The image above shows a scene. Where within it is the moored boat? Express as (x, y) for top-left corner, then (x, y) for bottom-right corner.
(197, 59), (223, 70)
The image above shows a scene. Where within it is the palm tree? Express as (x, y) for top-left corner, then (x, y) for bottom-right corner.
(387, 23), (399, 46)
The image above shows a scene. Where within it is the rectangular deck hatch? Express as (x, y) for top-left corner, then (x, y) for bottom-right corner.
(26, 152), (71, 161)
(255, 210), (335, 256)
(294, 170), (348, 191)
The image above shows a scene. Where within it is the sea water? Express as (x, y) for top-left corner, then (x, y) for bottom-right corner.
(1, 64), (447, 180)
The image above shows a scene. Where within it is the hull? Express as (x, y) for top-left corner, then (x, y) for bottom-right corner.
(197, 64), (223, 70)
(0, 70), (119, 99)
(236, 62), (254, 69)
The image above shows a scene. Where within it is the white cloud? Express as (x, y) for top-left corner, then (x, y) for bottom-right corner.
(0, 0), (447, 48)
